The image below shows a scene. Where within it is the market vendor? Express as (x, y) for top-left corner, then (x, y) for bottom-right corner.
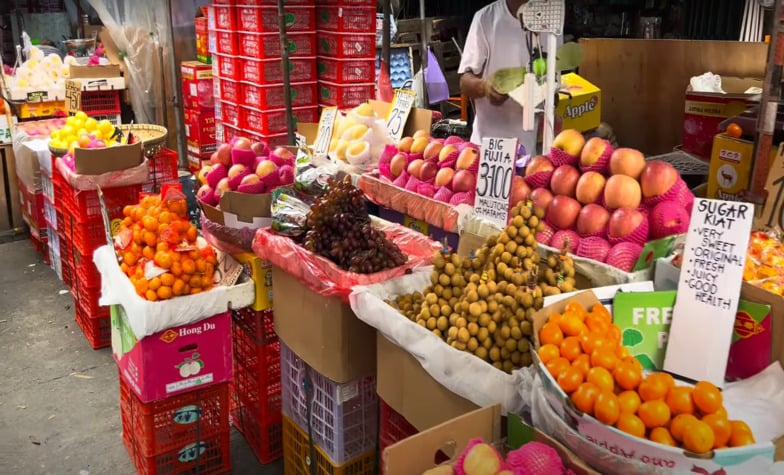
(459, 0), (556, 156)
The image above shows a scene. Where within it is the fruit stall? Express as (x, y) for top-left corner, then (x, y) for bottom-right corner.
(5, 1), (784, 475)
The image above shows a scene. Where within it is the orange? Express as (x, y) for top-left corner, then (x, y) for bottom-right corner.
(546, 357), (571, 379)
(703, 413), (731, 448)
(590, 303), (611, 323)
(616, 413), (645, 438)
(570, 382), (600, 414)
(120, 262), (130, 275)
(613, 362), (642, 391)
(148, 277), (161, 291)
(564, 301), (586, 316)
(204, 262), (215, 280)
(189, 275), (202, 289)
(190, 287), (202, 295)
(726, 123), (743, 139)
(605, 324), (622, 348)
(682, 420), (715, 454)
(158, 210), (173, 224)
(580, 331), (605, 355)
(144, 231), (157, 247)
(729, 420), (752, 434)
(594, 391), (620, 425)
(170, 261), (183, 277)
(729, 421), (755, 447)
(670, 414), (699, 442)
(557, 366), (584, 393)
(590, 349), (618, 372)
(145, 289), (158, 301)
(160, 273), (175, 287)
(571, 354), (591, 376)
(560, 336), (583, 362)
(154, 251), (173, 270)
(142, 215), (159, 233)
(692, 381), (723, 415)
(622, 355), (643, 372)
(540, 321), (564, 346)
(134, 279), (148, 296)
(195, 258), (206, 273)
(182, 283), (190, 295)
(142, 246), (155, 261)
(638, 400), (671, 429)
(638, 374), (670, 402)
(156, 242), (170, 253)
(123, 251), (138, 266)
(616, 346), (631, 360)
(157, 286), (173, 300)
(618, 390), (641, 415)
(584, 315), (609, 335)
(123, 205), (134, 217)
(187, 225), (198, 242)
(586, 366), (614, 393)
(658, 373), (676, 390)
(666, 386), (695, 415)
(537, 344), (560, 364)
(172, 278), (185, 296)
(649, 427), (677, 447)
(559, 314), (586, 337)
(714, 407), (728, 420)
(182, 258), (196, 275)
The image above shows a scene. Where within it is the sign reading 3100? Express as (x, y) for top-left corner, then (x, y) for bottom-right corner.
(474, 137), (517, 227)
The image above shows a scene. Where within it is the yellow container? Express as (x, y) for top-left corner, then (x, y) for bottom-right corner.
(233, 252), (273, 311)
(557, 73), (601, 133)
(282, 415), (375, 475)
(707, 134), (777, 201)
(18, 100), (67, 119)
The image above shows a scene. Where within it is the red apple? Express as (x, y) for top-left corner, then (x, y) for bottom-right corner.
(240, 174), (260, 185)
(604, 175), (641, 209)
(550, 165), (580, 197)
(576, 204), (610, 236)
(435, 168), (456, 188)
(423, 141), (443, 161)
(251, 141), (268, 157)
(580, 137), (610, 167)
(452, 169), (476, 193)
(609, 148), (646, 179)
(525, 155), (555, 176)
(216, 177), (231, 196)
(197, 164), (212, 185)
(407, 159), (425, 179)
(228, 164), (248, 178)
(209, 152), (219, 165)
(272, 146), (295, 162)
(233, 137), (252, 150)
(552, 129), (586, 157)
(256, 160), (276, 178)
(390, 153), (408, 178)
(608, 208), (646, 241)
(509, 175), (532, 208)
(640, 160), (679, 198)
(546, 195), (582, 230)
(575, 171), (606, 204)
(215, 143), (232, 167)
(439, 144), (459, 162)
(420, 161), (439, 182)
(531, 188), (554, 214)
(456, 147), (479, 170)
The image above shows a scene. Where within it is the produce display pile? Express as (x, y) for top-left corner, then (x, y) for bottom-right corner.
(388, 202), (576, 373)
(48, 111), (125, 167)
(743, 230), (784, 296)
(329, 103), (394, 166)
(521, 129), (695, 272)
(5, 46), (77, 90)
(537, 301), (756, 453)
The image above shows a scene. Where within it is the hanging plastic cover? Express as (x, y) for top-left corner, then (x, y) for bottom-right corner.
(424, 48), (450, 104)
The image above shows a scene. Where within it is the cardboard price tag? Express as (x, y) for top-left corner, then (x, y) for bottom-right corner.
(313, 107), (338, 159)
(65, 80), (82, 115)
(385, 89), (416, 142)
(755, 143), (784, 229)
(663, 198), (754, 387)
(214, 251), (244, 286)
(474, 137), (517, 227)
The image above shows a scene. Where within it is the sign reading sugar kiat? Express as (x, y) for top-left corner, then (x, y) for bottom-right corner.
(475, 137), (517, 227)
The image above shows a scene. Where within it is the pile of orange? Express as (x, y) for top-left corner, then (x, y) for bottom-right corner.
(115, 194), (217, 301)
(537, 301), (756, 453)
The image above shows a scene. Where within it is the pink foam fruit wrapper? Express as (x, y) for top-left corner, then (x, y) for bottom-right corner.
(433, 187), (454, 203)
(524, 171), (553, 190)
(608, 214), (649, 246)
(536, 221), (555, 245)
(606, 242), (643, 272)
(405, 176), (422, 192)
(439, 150), (459, 169)
(649, 200), (690, 239)
(642, 178), (689, 208)
(227, 170), (251, 190)
(407, 152), (424, 164)
(550, 230), (581, 253)
(506, 441), (570, 475)
(392, 170), (410, 187)
(725, 302), (772, 382)
(576, 236), (612, 263)
(258, 170), (281, 192)
(579, 141), (613, 174)
(549, 147), (579, 167)
(377, 144), (398, 179)
(450, 191), (475, 206)
(417, 182), (436, 198)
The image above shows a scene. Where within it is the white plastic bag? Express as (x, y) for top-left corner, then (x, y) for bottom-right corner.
(690, 72), (725, 93)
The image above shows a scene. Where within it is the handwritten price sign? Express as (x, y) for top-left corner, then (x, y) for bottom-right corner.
(65, 80), (82, 115)
(385, 90), (416, 142)
(474, 137), (517, 227)
(313, 107), (338, 160)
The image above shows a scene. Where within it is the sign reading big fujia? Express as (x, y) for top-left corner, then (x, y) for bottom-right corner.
(474, 137), (517, 227)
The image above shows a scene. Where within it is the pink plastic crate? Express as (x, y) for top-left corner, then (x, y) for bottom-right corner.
(241, 105), (319, 135)
(221, 101), (241, 129)
(318, 81), (374, 109)
(238, 31), (317, 59)
(317, 57), (376, 84)
(317, 30), (376, 59)
(240, 81), (317, 110)
(316, 6), (376, 33)
(214, 53), (239, 80)
(239, 56), (317, 84)
(215, 77), (241, 104)
(214, 29), (238, 55)
(280, 343), (378, 466)
(213, 5), (237, 30)
(237, 6), (315, 33)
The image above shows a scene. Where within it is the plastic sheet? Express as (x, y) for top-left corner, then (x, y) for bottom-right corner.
(55, 155), (149, 191)
(252, 219), (441, 301)
(350, 269), (536, 415)
(358, 171), (473, 234)
(200, 212), (255, 255)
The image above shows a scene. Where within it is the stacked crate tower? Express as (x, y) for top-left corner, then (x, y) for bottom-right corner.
(315, 0), (377, 110)
(183, 60), (218, 174)
(210, 1), (319, 147)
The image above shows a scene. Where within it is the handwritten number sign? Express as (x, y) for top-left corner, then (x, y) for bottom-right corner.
(65, 80), (82, 115)
(313, 107), (338, 160)
(385, 90), (416, 142)
(474, 137), (517, 227)
(663, 198), (754, 387)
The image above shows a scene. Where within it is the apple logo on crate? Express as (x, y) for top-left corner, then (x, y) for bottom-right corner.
(172, 405), (202, 425)
(178, 441), (207, 463)
(176, 353), (204, 378)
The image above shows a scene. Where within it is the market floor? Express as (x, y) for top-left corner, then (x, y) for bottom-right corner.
(0, 239), (283, 474)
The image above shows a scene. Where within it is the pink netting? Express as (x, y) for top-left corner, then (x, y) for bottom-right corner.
(55, 156), (150, 191)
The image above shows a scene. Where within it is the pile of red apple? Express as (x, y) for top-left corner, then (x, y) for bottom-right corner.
(515, 129), (694, 272)
(196, 137), (296, 207)
(377, 131), (480, 206)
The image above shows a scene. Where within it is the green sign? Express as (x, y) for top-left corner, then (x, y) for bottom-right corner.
(613, 291), (676, 370)
(633, 235), (680, 272)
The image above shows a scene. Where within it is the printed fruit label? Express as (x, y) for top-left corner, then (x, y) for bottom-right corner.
(612, 291), (676, 370)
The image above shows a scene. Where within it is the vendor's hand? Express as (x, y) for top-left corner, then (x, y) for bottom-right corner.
(484, 81), (509, 106)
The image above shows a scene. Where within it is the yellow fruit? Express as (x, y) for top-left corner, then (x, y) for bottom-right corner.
(84, 117), (98, 132)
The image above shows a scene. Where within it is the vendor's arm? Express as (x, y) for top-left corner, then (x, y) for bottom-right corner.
(458, 11), (508, 106)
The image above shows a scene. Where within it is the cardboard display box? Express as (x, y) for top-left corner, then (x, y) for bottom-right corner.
(376, 206), (459, 250)
(69, 64), (122, 79)
(232, 252), (273, 312)
(181, 61), (214, 110)
(74, 141), (143, 176)
(557, 73), (602, 133)
(201, 190), (272, 231)
(707, 134), (777, 201)
(185, 108), (217, 156)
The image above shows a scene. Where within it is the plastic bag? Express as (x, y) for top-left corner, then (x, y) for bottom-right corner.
(55, 155), (149, 191)
(252, 219), (441, 301)
(425, 48), (450, 104)
(271, 190), (310, 237)
(200, 212), (256, 255)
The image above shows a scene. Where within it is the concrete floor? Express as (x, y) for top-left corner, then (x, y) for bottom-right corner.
(0, 239), (283, 474)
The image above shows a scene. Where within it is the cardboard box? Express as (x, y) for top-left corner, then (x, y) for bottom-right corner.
(201, 190), (272, 230)
(74, 141), (143, 176)
(195, 17), (211, 64)
(111, 306), (233, 403)
(377, 333), (478, 431)
(185, 108), (217, 156)
(272, 267), (375, 383)
(69, 64), (122, 79)
(181, 61), (214, 111)
(232, 252), (273, 311)
(707, 134), (777, 201)
(557, 73), (601, 133)
(187, 152), (210, 175)
(683, 76), (762, 158)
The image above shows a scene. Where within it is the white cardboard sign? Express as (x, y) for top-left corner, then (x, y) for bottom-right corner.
(474, 137), (517, 227)
(313, 106), (338, 160)
(663, 198), (753, 387)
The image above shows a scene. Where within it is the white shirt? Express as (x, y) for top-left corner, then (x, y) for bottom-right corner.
(459, 1), (543, 155)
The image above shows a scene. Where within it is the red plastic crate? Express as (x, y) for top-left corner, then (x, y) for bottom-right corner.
(317, 57), (376, 84)
(214, 29), (238, 55)
(145, 148), (179, 193)
(74, 298), (110, 349)
(232, 307), (276, 345)
(81, 90), (122, 116)
(242, 130), (289, 148)
(122, 430), (231, 475)
(316, 0), (375, 5)
(119, 374), (231, 457)
(214, 53), (239, 80)
(234, 0), (314, 4)
(318, 81), (375, 109)
(240, 81), (317, 110)
(239, 56), (317, 84)
(241, 105), (319, 135)
(238, 31), (316, 59)
(18, 179), (46, 232)
(60, 211), (110, 257)
(317, 30), (376, 59)
(75, 275), (102, 316)
(29, 231), (50, 265)
(379, 400), (418, 460)
(220, 101), (241, 129)
(216, 123), (243, 144)
(213, 5), (237, 30)
(215, 77), (241, 104)
(65, 183), (142, 224)
(237, 5), (316, 33)
(316, 6), (376, 33)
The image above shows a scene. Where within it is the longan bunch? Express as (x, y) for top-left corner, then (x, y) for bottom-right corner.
(539, 250), (577, 296)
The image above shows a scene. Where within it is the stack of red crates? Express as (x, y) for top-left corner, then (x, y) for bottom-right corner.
(315, 0), (377, 109)
(210, 0), (319, 146)
(143, 148), (180, 194)
(230, 307), (283, 463)
(182, 60), (218, 174)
